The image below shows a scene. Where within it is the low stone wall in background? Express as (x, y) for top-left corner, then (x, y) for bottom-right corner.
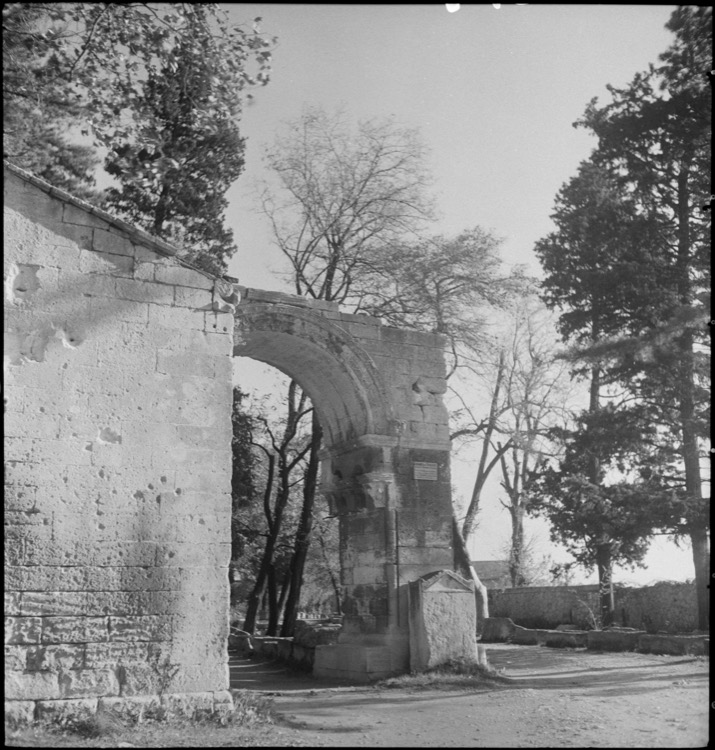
(615, 582), (698, 633)
(228, 620), (342, 672)
(487, 581), (699, 633)
(480, 617), (709, 655)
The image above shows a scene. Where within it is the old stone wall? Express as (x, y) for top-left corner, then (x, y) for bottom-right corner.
(615, 582), (699, 633)
(487, 585), (600, 630)
(488, 582), (699, 633)
(4, 164), (235, 720)
(5, 160), (473, 702)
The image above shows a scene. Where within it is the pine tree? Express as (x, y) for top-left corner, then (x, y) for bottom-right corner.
(534, 7), (711, 628)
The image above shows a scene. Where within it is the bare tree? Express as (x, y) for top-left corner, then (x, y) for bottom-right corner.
(448, 294), (574, 594)
(259, 105), (436, 304)
(242, 381), (313, 635)
(496, 302), (574, 587)
(257, 108), (532, 628)
(248, 107), (439, 633)
(257, 108), (509, 629)
(497, 532), (555, 587)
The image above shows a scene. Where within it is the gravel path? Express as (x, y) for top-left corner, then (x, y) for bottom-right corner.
(231, 645), (710, 747)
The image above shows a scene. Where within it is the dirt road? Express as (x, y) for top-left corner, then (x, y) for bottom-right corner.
(7, 646), (709, 748)
(233, 645), (710, 748)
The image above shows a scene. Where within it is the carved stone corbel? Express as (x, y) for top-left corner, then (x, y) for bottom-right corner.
(212, 278), (241, 312)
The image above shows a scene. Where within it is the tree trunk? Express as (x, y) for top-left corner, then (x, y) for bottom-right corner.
(508, 506), (526, 587)
(243, 451), (288, 634)
(452, 515), (489, 622)
(681, 373), (709, 630)
(317, 524), (342, 615)
(461, 353), (507, 540)
(265, 563), (279, 636)
(280, 415), (322, 637)
(277, 567), (291, 618)
(674, 157), (709, 631)
(588, 360), (614, 628)
(595, 542), (615, 628)
(153, 182), (171, 236)
(242, 564), (267, 634)
(242, 475), (277, 634)
(689, 526), (709, 631)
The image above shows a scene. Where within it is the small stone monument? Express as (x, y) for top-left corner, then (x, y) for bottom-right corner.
(408, 570), (478, 671)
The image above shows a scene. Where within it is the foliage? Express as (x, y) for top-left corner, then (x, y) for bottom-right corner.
(535, 159), (665, 360)
(261, 108), (566, 621)
(57, 710), (125, 739)
(236, 381), (313, 633)
(570, 5), (711, 439)
(355, 230), (530, 593)
(3, 2), (274, 273)
(497, 532), (555, 587)
(227, 691), (275, 728)
(3, 3), (102, 199)
(533, 7), (711, 627)
(102, 5), (271, 273)
(279, 410), (323, 636)
(357, 227), (518, 360)
(527, 407), (666, 572)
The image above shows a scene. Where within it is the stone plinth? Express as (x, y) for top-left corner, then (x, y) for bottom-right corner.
(407, 570), (477, 671)
(313, 632), (409, 682)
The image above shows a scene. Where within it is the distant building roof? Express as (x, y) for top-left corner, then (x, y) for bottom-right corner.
(471, 560), (511, 588)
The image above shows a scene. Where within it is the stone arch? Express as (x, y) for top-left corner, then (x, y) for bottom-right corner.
(231, 287), (473, 682)
(233, 298), (395, 449)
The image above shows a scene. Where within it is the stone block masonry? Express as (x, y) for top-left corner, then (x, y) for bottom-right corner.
(6, 160), (478, 707)
(488, 582), (700, 633)
(4, 163), (234, 720)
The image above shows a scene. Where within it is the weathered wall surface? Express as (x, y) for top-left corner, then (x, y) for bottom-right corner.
(408, 571), (477, 671)
(615, 582), (699, 633)
(488, 582), (699, 633)
(4, 164), (235, 720)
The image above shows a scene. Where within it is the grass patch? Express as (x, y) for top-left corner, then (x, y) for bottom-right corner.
(224, 691), (275, 727)
(5, 710), (127, 748)
(62, 710), (126, 738)
(378, 657), (511, 691)
(5, 691), (276, 748)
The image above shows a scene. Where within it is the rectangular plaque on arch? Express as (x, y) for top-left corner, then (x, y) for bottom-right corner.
(413, 461), (439, 481)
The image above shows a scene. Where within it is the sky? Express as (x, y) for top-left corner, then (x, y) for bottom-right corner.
(221, 4), (697, 585)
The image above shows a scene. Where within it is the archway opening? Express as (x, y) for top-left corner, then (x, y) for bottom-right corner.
(234, 330), (369, 448)
(228, 354), (343, 644)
